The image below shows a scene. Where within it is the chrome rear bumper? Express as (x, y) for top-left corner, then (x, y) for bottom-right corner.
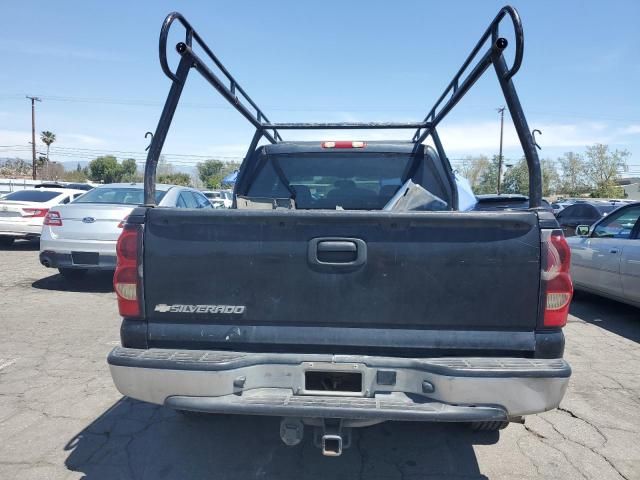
(108, 347), (570, 421)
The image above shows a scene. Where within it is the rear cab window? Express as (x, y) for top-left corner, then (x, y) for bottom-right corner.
(246, 153), (421, 210)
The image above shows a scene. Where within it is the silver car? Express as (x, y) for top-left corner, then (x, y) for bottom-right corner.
(39, 183), (211, 279)
(567, 202), (640, 308)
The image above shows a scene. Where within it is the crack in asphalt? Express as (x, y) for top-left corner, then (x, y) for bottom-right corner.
(515, 435), (543, 477)
(522, 423), (546, 440)
(520, 407), (632, 480)
(519, 430), (589, 480)
(548, 409), (608, 448)
(556, 407), (631, 480)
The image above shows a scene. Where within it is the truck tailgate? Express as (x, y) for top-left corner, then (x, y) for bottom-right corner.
(142, 209), (541, 352)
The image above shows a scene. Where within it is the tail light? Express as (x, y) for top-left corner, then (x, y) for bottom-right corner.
(23, 208), (49, 218)
(117, 216), (129, 228)
(321, 141), (366, 148)
(43, 211), (62, 226)
(114, 223), (142, 318)
(541, 230), (573, 327)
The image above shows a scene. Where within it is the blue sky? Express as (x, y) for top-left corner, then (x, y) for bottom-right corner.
(0, 0), (639, 175)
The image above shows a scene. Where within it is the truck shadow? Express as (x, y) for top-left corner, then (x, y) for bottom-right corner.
(32, 271), (114, 294)
(570, 291), (640, 343)
(64, 397), (493, 480)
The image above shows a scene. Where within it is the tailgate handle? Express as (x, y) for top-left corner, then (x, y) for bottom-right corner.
(309, 238), (367, 267)
(317, 241), (357, 253)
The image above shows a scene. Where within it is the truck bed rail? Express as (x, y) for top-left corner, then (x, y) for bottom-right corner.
(144, 5), (542, 207)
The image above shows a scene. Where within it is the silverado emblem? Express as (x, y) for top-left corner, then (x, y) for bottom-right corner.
(154, 304), (246, 314)
(82, 217), (96, 223)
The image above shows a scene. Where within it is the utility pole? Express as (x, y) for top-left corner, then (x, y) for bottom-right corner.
(26, 96), (41, 180)
(496, 106), (505, 194)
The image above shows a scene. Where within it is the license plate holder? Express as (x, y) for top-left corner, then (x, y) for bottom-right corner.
(71, 252), (99, 265)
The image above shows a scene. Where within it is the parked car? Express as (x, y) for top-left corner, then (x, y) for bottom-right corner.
(39, 183), (212, 279)
(551, 201), (574, 215)
(107, 7), (573, 457)
(567, 202), (640, 308)
(0, 188), (86, 246)
(555, 202), (618, 236)
(473, 194), (553, 212)
(203, 190), (233, 208)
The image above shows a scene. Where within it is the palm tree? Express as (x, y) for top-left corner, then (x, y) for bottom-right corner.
(40, 131), (56, 161)
(40, 131), (56, 179)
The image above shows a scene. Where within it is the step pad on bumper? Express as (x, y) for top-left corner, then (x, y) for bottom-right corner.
(165, 390), (507, 422)
(109, 347), (570, 378)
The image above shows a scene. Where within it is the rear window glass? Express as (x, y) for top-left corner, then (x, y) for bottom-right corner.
(73, 187), (166, 205)
(2, 190), (61, 202)
(595, 205), (617, 214)
(594, 206), (640, 238)
(246, 153), (413, 210)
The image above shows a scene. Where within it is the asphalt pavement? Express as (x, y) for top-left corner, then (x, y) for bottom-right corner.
(1, 240), (638, 479)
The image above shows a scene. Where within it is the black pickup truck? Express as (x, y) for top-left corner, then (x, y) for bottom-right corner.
(108, 6), (573, 456)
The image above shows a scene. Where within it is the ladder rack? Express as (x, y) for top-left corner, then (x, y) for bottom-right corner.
(144, 6), (542, 208)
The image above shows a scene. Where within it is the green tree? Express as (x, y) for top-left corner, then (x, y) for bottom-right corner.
(502, 157), (560, 196)
(502, 158), (528, 195)
(87, 156), (143, 183)
(197, 159), (225, 189)
(158, 172), (191, 186)
(557, 152), (589, 196)
(40, 131), (56, 164)
(584, 144), (629, 198)
(541, 159), (560, 196)
(40, 131), (56, 180)
(120, 158), (139, 182)
(474, 156), (501, 194)
(88, 156), (123, 183)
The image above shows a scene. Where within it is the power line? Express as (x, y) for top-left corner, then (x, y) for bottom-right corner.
(0, 144), (243, 158)
(2, 143), (638, 170)
(2, 144), (638, 166)
(0, 144), (243, 166)
(0, 94), (425, 113)
(1, 93), (638, 121)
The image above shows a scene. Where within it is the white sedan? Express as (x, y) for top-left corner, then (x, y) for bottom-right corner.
(203, 190), (233, 208)
(567, 202), (640, 308)
(39, 183), (212, 279)
(0, 188), (86, 246)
